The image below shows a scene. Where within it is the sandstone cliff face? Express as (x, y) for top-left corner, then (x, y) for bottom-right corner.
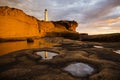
(53, 21), (78, 32)
(38, 21), (78, 37)
(0, 6), (39, 38)
(0, 6), (78, 39)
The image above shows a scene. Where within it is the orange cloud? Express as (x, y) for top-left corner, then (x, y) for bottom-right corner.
(106, 19), (115, 23)
(77, 16), (120, 35)
(92, 16), (120, 26)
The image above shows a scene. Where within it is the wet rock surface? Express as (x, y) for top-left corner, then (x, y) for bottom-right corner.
(0, 38), (120, 80)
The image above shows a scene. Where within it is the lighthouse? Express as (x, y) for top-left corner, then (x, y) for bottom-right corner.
(44, 9), (48, 21)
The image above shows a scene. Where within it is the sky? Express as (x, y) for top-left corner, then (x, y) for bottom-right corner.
(0, 0), (120, 35)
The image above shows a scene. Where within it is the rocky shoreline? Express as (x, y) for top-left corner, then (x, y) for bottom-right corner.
(0, 37), (120, 80)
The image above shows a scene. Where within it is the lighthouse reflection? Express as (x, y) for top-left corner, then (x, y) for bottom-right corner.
(35, 51), (58, 59)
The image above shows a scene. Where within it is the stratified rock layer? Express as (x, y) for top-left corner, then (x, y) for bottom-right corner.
(0, 6), (78, 38)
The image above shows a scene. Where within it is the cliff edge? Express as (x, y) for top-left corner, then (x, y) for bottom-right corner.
(0, 6), (78, 39)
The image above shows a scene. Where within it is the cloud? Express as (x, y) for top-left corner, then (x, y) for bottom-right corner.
(0, 0), (120, 21)
(76, 16), (120, 34)
(78, 0), (120, 23)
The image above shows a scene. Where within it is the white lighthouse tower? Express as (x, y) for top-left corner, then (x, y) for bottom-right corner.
(44, 9), (48, 21)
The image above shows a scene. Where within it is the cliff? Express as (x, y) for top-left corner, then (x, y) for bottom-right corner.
(0, 6), (78, 39)
(0, 6), (39, 38)
(38, 20), (78, 37)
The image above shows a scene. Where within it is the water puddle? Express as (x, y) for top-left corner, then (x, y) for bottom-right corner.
(35, 51), (58, 59)
(94, 45), (104, 48)
(64, 63), (94, 77)
(113, 50), (120, 54)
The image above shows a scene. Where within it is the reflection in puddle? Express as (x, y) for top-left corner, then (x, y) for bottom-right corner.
(114, 50), (120, 54)
(94, 45), (104, 48)
(35, 51), (58, 59)
(64, 63), (94, 77)
(0, 39), (57, 56)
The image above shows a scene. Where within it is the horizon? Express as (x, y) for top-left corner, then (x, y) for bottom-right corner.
(0, 0), (120, 35)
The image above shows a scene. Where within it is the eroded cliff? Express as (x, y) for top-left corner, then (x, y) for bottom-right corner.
(0, 6), (78, 39)
(38, 20), (78, 37)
